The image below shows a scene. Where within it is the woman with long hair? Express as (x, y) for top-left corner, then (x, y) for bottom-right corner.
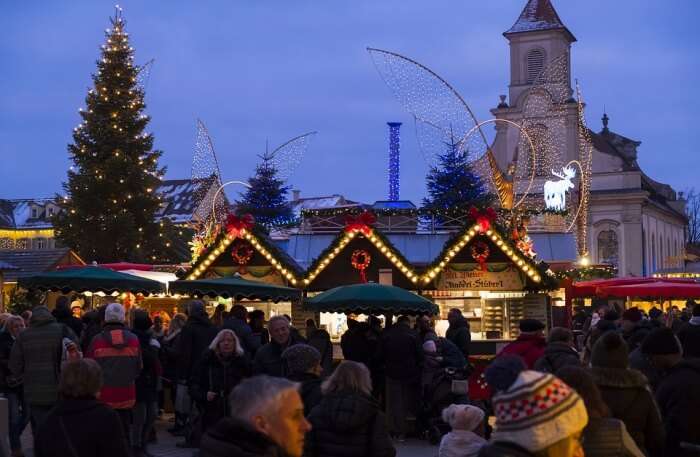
(306, 360), (396, 457)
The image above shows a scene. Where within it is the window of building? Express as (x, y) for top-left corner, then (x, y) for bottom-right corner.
(526, 48), (546, 84)
(34, 238), (46, 250)
(597, 230), (619, 269)
(47, 206), (55, 217)
(16, 238), (29, 250)
(0, 238), (13, 250)
(31, 207), (39, 219)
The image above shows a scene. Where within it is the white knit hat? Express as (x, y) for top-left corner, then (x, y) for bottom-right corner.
(442, 404), (484, 431)
(491, 370), (588, 452)
(104, 303), (126, 324)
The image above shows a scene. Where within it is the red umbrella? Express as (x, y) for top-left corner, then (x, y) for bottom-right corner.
(596, 281), (700, 299)
(572, 277), (695, 298)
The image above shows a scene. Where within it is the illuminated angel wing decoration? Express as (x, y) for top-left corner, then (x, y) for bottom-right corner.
(266, 131), (318, 181)
(136, 58), (155, 92)
(191, 119), (227, 225)
(367, 47), (489, 167)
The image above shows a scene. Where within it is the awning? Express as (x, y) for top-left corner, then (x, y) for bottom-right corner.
(596, 281), (700, 299)
(169, 277), (301, 302)
(571, 277), (695, 298)
(18, 266), (165, 295)
(306, 282), (438, 315)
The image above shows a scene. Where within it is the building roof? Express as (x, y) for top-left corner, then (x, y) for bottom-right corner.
(0, 198), (57, 230)
(372, 200), (417, 210)
(291, 195), (360, 216)
(504, 0), (576, 42)
(156, 177), (217, 224)
(0, 248), (84, 282)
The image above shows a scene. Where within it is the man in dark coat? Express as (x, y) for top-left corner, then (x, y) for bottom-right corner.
(200, 375), (311, 457)
(533, 327), (580, 373)
(645, 327), (700, 457)
(304, 319), (333, 376)
(52, 296), (83, 339)
(676, 303), (700, 358)
(223, 304), (261, 356)
(378, 315), (422, 440)
(10, 305), (77, 436)
(253, 315), (305, 377)
(340, 320), (374, 367)
(176, 301), (218, 383)
(445, 308), (471, 359)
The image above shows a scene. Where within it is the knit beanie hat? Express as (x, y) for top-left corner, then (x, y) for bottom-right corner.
(641, 327), (682, 355)
(282, 344), (321, 375)
(442, 404), (484, 432)
(491, 370), (588, 452)
(591, 330), (629, 369)
(104, 303), (126, 324)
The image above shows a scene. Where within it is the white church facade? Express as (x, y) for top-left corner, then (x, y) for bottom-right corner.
(490, 0), (687, 277)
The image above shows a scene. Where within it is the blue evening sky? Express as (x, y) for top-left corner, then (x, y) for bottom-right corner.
(1, 1), (698, 204)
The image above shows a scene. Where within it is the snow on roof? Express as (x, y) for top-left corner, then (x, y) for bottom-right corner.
(155, 178), (216, 223)
(505, 0), (575, 41)
(0, 198), (56, 230)
(291, 195), (361, 216)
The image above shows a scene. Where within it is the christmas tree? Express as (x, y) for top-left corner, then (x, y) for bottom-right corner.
(236, 154), (293, 228)
(422, 135), (493, 213)
(54, 9), (182, 263)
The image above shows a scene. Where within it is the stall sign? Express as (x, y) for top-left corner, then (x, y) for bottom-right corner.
(438, 263), (524, 291)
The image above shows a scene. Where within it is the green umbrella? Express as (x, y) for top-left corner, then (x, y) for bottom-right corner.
(169, 276), (301, 302)
(306, 282), (438, 315)
(18, 266), (165, 295)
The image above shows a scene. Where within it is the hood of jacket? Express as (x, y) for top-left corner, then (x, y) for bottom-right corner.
(590, 366), (649, 389)
(101, 323), (130, 349)
(314, 391), (379, 432)
(544, 341), (578, 358)
(30, 306), (56, 326)
(200, 417), (289, 457)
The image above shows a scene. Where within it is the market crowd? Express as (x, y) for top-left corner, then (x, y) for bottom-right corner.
(0, 297), (698, 457)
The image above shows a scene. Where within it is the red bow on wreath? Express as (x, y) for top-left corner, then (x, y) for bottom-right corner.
(344, 211), (376, 236)
(226, 213), (255, 239)
(469, 207), (497, 233)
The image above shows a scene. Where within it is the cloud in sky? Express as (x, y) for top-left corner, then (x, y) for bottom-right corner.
(1, 0), (698, 203)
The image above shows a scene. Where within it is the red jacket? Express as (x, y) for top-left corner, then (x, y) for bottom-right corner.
(497, 333), (546, 369)
(86, 324), (142, 410)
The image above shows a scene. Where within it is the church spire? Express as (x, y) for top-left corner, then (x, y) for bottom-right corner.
(504, 0), (576, 42)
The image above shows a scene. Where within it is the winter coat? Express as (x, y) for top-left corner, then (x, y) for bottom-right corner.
(655, 359), (700, 457)
(591, 367), (665, 457)
(133, 329), (161, 403)
(340, 323), (376, 368)
(200, 417), (292, 457)
(160, 328), (182, 382)
(582, 417), (644, 457)
(622, 322), (652, 354)
(497, 334), (546, 369)
(289, 372), (323, 416)
(34, 398), (131, 457)
(478, 442), (535, 457)
(9, 308), (77, 406)
(253, 333), (305, 377)
(533, 342), (581, 374)
(306, 327), (333, 376)
(437, 337), (467, 369)
(52, 303), (84, 340)
(676, 320), (700, 358)
(175, 312), (218, 380)
(439, 430), (487, 457)
(189, 349), (250, 430)
(379, 323), (422, 381)
(86, 323), (142, 410)
(0, 331), (19, 393)
(446, 317), (471, 358)
(223, 317), (261, 356)
(306, 390), (396, 457)
(629, 348), (663, 392)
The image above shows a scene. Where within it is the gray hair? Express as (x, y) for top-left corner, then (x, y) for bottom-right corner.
(229, 375), (299, 423)
(1, 315), (23, 333)
(209, 329), (244, 356)
(268, 315), (289, 328)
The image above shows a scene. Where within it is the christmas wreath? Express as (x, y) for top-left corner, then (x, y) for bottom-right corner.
(351, 249), (371, 283)
(470, 241), (490, 272)
(232, 242), (254, 273)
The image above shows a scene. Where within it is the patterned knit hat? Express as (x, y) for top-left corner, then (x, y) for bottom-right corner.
(491, 370), (588, 452)
(282, 344), (321, 375)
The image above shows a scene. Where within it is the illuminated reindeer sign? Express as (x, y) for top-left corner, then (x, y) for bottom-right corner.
(544, 166), (576, 211)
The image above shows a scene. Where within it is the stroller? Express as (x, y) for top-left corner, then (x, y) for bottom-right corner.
(419, 366), (472, 444)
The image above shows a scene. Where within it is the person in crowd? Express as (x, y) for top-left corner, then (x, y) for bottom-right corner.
(151, 315), (165, 341)
(629, 337), (664, 392)
(533, 327), (580, 373)
(80, 305), (106, 353)
(620, 307), (650, 353)
(497, 319), (546, 368)
(439, 404), (487, 457)
(571, 306), (588, 333)
(253, 315), (304, 377)
(86, 303), (142, 443)
(19, 310), (31, 329)
(282, 344), (323, 415)
(583, 314), (619, 365)
(341, 319), (374, 368)
(0, 316), (28, 457)
(248, 309), (269, 347)
(479, 359), (588, 457)
(52, 296), (84, 339)
(131, 310), (161, 457)
(422, 335), (466, 392)
(200, 375), (311, 457)
(10, 305), (77, 437)
(378, 315), (422, 441)
(557, 365), (644, 457)
(189, 329), (250, 441)
(648, 308), (664, 328)
(211, 304), (226, 329)
(416, 315), (434, 343)
(305, 318), (333, 376)
(446, 309), (471, 359)
(283, 314), (305, 341)
(676, 302), (700, 358)
(224, 304), (261, 356)
(589, 331), (664, 456)
(161, 313), (187, 435)
(34, 359), (131, 457)
(306, 360), (395, 457)
(643, 327), (700, 457)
